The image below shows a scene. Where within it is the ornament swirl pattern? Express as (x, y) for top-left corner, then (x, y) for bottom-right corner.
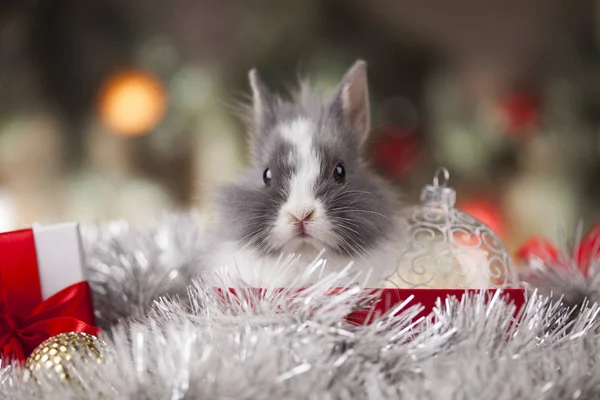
(386, 204), (516, 289)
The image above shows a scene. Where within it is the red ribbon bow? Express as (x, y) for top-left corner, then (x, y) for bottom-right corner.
(0, 228), (99, 363)
(0, 279), (100, 362)
(516, 223), (600, 277)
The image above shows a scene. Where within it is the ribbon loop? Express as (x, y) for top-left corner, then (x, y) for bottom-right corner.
(0, 281), (99, 363)
(0, 311), (21, 332)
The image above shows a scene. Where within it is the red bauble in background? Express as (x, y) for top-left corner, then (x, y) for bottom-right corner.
(497, 91), (539, 135)
(370, 124), (421, 179)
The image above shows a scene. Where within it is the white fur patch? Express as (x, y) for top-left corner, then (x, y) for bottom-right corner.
(208, 226), (405, 289)
(280, 118), (320, 217)
(280, 118), (319, 209)
(270, 118), (337, 251)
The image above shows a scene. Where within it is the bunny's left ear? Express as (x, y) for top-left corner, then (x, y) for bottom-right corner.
(330, 60), (371, 146)
(248, 69), (275, 136)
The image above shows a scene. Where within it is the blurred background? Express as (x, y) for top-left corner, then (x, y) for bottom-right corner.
(0, 0), (599, 251)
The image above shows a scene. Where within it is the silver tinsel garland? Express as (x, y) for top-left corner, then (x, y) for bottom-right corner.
(2, 212), (600, 399)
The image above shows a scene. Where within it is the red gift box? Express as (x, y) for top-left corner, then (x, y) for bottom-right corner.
(344, 288), (526, 325)
(0, 223), (99, 362)
(217, 287), (527, 325)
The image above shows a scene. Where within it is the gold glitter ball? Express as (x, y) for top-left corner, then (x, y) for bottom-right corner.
(25, 332), (104, 382)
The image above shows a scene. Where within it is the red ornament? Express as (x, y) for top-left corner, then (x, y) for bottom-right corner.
(576, 224), (600, 277)
(516, 223), (600, 277)
(498, 91), (539, 135)
(515, 238), (559, 264)
(371, 124), (420, 178)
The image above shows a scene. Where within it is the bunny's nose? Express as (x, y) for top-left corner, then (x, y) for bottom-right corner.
(290, 209), (315, 223)
(290, 209), (315, 236)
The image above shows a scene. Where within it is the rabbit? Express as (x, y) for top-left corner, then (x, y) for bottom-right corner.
(205, 60), (408, 288)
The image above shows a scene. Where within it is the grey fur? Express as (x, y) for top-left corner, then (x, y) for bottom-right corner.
(216, 61), (398, 256)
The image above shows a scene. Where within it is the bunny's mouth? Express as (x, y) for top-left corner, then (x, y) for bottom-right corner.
(296, 230), (310, 240)
(294, 222), (309, 237)
(292, 223), (316, 241)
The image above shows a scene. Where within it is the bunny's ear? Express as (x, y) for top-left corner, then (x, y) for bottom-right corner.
(248, 69), (275, 136)
(330, 60), (371, 146)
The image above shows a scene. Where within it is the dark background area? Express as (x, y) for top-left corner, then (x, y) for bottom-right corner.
(0, 0), (599, 250)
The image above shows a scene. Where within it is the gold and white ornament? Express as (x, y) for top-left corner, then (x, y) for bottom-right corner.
(25, 332), (104, 382)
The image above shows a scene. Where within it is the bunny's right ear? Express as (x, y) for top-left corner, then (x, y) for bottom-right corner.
(248, 69), (275, 137)
(330, 60), (371, 147)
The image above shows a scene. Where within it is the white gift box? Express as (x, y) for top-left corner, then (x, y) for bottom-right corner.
(32, 222), (86, 299)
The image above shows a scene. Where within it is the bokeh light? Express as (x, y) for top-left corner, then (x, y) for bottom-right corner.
(98, 70), (166, 137)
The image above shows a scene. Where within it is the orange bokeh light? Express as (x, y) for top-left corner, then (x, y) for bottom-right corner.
(98, 70), (166, 136)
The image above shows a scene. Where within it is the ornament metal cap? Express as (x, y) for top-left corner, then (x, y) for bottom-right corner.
(420, 167), (456, 208)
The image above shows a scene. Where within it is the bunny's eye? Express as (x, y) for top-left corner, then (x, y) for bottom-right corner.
(333, 163), (345, 183)
(263, 168), (272, 186)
